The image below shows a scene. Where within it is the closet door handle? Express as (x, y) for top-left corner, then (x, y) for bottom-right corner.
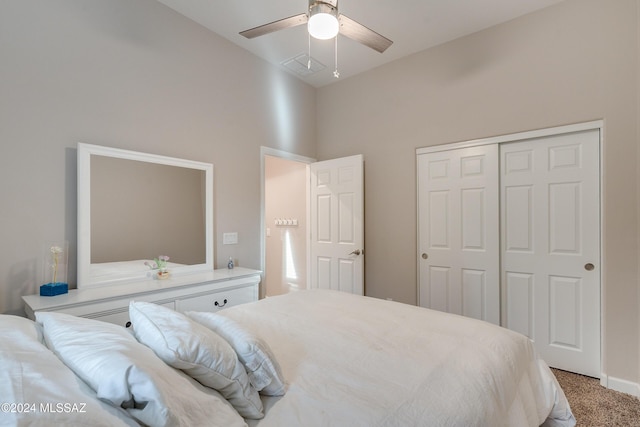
(421, 253), (428, 260)
(349, 249), (362, 256)
(585, 263), (595, 271)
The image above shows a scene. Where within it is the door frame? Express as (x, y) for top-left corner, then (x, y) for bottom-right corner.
(416, 119), (604, 378)
(260, 147), (315, 299)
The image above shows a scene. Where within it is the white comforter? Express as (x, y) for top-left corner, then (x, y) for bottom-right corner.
(217, 290), (574, 427)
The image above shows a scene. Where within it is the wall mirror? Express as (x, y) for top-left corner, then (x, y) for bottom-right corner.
(77, 143), (214, 288)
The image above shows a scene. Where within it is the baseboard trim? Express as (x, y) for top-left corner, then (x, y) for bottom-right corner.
(601, 373), (640, 397)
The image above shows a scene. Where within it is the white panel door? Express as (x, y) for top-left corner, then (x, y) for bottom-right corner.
(501, 129), (600, 377)
(310, 155), (364, 295)
(418, 145), (500, 324)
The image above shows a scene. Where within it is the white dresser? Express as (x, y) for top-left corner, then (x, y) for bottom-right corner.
(23, 267), (260, 327)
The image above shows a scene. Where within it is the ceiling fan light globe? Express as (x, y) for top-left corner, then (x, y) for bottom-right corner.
(308, 1), (339, 40)
(308, 13), (339, 39)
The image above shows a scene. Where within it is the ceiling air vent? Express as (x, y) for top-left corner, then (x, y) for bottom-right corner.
(281, 54), (325, 76)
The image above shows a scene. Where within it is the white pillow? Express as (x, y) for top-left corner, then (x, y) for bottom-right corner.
(0, 314), (138, 427)
(129, 301), (264, 419)
(35, 312), (246, 427)
(1, 313), (44, 344)
(187, 311), (286, 396)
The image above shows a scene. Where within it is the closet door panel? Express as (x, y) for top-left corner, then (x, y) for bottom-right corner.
(504, 186), (534, 252)
(501, 129), (600, 377)
(429, 266), (451, 313)
(418, 145), (500, 324)
(505, 271), (534, 339)
(549, 275), (582, 349)
(461, 189), (485, 250)
(428, 191), (450, 249)
(549, 182), (581, 254)
(462, 269), (485, 320)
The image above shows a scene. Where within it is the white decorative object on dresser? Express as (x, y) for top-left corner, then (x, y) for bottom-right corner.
(23, 267), (260, 327)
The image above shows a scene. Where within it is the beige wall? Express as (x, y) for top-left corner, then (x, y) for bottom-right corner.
(0, 0), (316, 314)
(317, 0), (639, 383)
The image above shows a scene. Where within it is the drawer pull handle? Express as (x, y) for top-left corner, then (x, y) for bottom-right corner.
(214, 299), (228, 308)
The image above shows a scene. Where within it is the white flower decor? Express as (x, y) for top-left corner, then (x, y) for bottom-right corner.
(50, 245), (64, 284)
(145, 255), (171, 279)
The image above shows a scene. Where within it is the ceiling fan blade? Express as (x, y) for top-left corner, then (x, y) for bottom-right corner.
(338, 14), (392, 53)
(240, 13), (308, 39)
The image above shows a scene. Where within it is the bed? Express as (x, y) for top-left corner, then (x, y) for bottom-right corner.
(1, 289), (575, 426)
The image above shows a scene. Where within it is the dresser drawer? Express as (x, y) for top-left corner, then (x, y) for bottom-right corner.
(90, 310), (133, 328)
(86, 301), (175, 327)
(177, 286), (255, 313)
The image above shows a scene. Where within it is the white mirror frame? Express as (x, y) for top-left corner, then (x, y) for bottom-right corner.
(77, 142), (214, 288)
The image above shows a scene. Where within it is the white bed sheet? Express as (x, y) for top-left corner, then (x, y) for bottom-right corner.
(215, 290), (574, 427)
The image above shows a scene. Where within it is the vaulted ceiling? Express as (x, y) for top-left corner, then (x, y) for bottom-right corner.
(156, 0), (564, 87)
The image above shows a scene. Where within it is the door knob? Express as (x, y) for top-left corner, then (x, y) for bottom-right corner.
(349, 249), (362, 256)
(421, 253), (428, 260)
(585, 263), (595, 271)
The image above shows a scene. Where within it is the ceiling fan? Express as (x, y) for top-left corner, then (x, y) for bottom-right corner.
(239, 0), (393, 54)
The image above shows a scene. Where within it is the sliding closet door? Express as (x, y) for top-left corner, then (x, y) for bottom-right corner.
(417, 145), (500, 325)
(501, 129), (600, 377)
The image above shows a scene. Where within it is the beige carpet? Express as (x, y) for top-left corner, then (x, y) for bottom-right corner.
(552, 368), (640, 426)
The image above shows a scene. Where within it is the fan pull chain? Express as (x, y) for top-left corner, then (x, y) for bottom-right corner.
(333, 35), (340, 78)
(308, 32), (312, 70)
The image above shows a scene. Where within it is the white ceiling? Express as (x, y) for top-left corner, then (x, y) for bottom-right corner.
(156, 0), (564, 88)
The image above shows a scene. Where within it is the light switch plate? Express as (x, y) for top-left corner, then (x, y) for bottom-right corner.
(223, 232), (238, 245)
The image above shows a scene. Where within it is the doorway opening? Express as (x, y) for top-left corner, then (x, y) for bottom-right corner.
(260, 148), (314, 298)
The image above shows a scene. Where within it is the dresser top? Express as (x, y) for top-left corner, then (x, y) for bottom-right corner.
(23, 267), (261, 312)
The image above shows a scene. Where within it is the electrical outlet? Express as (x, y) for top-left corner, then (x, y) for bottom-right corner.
(223, 232), (238, 245)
